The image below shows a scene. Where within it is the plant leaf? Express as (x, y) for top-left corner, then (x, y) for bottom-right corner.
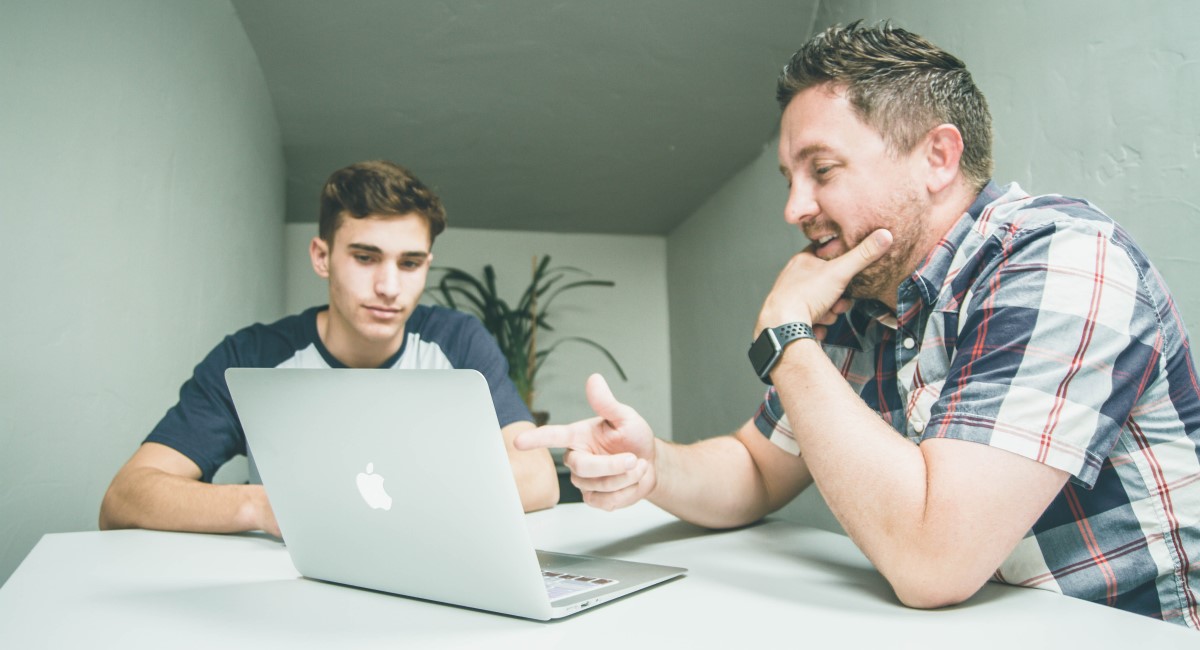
(538, 336), (628, 380)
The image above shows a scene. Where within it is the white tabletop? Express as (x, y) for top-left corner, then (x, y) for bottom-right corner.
(0, 502), (1193, 648)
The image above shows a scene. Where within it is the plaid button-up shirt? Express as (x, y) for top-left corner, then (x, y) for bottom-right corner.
(755, 181), (1200, 628)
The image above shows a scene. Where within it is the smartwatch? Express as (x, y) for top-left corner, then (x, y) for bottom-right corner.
(747, 322), (815, 385)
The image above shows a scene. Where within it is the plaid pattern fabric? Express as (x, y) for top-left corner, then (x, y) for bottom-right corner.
(755, 182), (1200, 628)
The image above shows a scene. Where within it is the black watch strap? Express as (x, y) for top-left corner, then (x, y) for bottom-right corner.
(748, 322), (816, 385)
(771, 322), (814, 344)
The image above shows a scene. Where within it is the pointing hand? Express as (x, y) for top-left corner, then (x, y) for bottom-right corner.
(514, 374), (658, 510)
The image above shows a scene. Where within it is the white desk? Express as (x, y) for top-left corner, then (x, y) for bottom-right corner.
(0, 503), (1193, 648)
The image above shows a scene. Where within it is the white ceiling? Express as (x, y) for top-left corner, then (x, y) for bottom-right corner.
(232, 0), (820, 234)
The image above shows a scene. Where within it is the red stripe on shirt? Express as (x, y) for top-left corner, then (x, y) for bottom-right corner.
(1064, 483), (1121, 605)
(1039, 232), (1106, 462)
(1127, 416), (1200, 627)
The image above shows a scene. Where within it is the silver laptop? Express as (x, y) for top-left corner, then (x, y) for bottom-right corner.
(225, 368), (686, 620)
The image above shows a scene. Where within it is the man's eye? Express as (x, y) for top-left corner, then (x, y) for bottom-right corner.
(354, 254), (373, 263)
(815, 165), (833, 176)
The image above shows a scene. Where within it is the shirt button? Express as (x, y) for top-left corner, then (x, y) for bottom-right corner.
(912, 420), (926, 433)
(902, 337), (916, 350)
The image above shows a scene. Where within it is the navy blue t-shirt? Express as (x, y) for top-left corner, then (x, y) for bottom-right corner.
(145, 305), (532, 482)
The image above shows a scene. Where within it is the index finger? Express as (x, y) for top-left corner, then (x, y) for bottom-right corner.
(513, 417), (601, 451)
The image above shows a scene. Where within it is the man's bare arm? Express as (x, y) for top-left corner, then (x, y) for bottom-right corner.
(772, 340), (1068, 608)
(643, 419), (813, 529)
(514, 375), (812, 526)
(98, 442), (278, 536)
(501, 421), (560, 512)
(752, 226), (1069, 608)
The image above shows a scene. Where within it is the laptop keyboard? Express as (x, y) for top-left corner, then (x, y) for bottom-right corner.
(542, 571), (619, 600)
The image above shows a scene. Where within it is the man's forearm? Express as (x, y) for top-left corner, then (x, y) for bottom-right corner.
(770, 340), (936, 574)
(502, 421), (560, 512)
(647, 436), (780, 529)
(99, 468), (272, 534)
(511, 451), (560, 512)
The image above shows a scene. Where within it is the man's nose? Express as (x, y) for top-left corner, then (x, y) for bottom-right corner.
(375, 266), (401, 298)
(784, 180), (818, 225)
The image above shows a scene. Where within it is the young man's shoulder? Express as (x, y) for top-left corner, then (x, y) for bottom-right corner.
(403, 304), (502, 366)
(214, 306), (324, 367)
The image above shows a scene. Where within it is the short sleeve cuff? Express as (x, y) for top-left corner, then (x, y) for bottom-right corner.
(922, 413), (1107, 488)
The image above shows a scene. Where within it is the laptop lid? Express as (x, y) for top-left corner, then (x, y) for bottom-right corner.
(225, 368), (684, 620)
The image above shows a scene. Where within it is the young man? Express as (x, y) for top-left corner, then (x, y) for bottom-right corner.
(517, 23), (1200, 628)
(101, 160), (558, 536)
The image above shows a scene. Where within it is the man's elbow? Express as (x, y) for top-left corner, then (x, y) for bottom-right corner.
(522, 478), (559, 512)
(888, 572), (984, 610)
(97, 506), (115, 531)
(97, 468), (152, 531)
(519, 463), (560, 512)
(97, 483), (128, 531)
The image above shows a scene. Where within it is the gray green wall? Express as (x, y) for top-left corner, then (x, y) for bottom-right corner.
(666, 0), (1200, 530)
(0, 1), (284, 584)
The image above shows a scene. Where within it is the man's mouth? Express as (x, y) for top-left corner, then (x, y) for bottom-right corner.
(812, 233), (840, 258)
(365, 306), (402, 318)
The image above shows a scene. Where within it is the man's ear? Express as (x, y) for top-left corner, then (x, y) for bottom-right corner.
(310, 236), (331, 279)
(924, 123), (964, 194)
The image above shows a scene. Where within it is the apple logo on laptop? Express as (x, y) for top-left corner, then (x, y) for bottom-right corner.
(356, 462), (393, 511)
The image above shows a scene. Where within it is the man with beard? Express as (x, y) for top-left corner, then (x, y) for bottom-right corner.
(517, 22), (1200, 628)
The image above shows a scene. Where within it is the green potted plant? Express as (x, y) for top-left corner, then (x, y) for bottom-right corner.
(430, 255), (627, 423)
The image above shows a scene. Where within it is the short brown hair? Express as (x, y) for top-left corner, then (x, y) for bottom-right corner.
(318, 160), (447, 244)
(777, 21), (993, 192)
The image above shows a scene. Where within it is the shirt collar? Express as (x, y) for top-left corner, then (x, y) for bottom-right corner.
(904, 180), (1008, 308)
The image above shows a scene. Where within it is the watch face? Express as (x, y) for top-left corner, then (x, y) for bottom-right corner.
(747, 328), (780, 379)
